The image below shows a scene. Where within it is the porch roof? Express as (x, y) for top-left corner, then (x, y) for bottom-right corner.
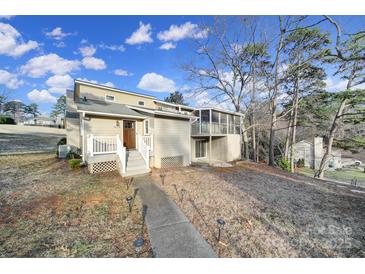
(76, 98), (146, 119)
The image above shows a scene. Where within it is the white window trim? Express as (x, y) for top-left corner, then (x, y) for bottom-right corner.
(144, 120), (150, 135)
(105, 94), (115, 102)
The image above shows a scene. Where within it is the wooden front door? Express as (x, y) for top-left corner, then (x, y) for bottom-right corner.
(123, 120), (136, 149)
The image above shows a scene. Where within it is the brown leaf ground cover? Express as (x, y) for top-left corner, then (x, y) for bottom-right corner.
(0, 153), (151, 257)
(151, 162), (365, 258)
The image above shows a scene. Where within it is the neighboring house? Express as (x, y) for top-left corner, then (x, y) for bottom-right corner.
(66, 80), (243, 176)
(291, 137), (342, 170)
(23, 116), (57, 127)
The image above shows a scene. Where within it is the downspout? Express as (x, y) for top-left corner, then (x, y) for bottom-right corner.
(81, 112), (86, 162)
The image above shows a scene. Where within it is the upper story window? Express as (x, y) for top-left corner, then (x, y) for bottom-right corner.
(138, 101), (145, 106)
(105, 94), (115, 102)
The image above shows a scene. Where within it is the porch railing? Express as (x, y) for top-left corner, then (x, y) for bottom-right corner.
(191, 121), (239, 135)
(137, 134), (149, 168)
(141, 135), (153, 152)
(86, 134), (126, 174)
(87, 134), (117, 155)
(116, 135), (126, 174)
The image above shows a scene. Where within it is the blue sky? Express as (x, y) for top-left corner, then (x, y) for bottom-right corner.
(0, 15), (364, 115)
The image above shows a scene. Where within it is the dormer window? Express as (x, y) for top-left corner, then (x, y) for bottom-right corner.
(105, 94), (115, 102)
(138, 101), (145, 106)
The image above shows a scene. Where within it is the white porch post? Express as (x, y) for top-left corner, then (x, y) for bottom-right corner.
(209, 109), (212, 163)
(81, 112), (85, 161)
(199, 109), (202, 134)
(226, 114), (229, 134)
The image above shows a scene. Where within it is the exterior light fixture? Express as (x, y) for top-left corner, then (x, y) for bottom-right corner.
(216, 218), (226, 242)
(180, 188), (187, 203)
(126, 177), (134, 190)
(126, 196), (133, 212)
(160, 173), (166, 185)
(141, 204), (148, 235)
(133, 237), (145, 257)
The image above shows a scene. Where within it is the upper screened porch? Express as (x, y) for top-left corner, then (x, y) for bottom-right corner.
(191, 108), (243, 136)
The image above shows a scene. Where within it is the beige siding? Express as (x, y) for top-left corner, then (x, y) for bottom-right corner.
(191, 135), (241, 162)
(154, 116), (191, 168)
(225, 134), (241, 161)
(84, 116), (124, 156)
(77, 85), (155, 108)
(66, 90), (81, 148)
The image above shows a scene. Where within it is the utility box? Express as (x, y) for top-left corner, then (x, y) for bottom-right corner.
(58, 145), (71, 159)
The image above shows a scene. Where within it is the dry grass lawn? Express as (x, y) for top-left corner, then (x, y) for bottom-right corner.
(151, 162), (365, 258)
(0, 153), (151, 257)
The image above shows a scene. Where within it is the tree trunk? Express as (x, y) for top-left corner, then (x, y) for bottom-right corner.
(290, 89), (299, 173)
(243, 128), (249, 160)
(269, 16), (285, 166)
(316, 98), (347, 178)
(284, 109), (293, 161)
(252, 121), (257, 162)
(268, 108), (277, 166)
(256, 128), (260, 162)
(251, 61), (257, 162)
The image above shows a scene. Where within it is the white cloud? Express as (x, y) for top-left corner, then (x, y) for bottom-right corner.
(325, 78), (365, 92)
(45, 27), (74, 40)
(27, 89), (57, 103)
(114, 69), (133, 77)
(77, 78), (115, 88)
(184, 90), (233, 110)
(54, 41), (66, 48)
(157, 22), (208, 42)
(82, 56), (106, 70)
(79, 45), (96, 57)
(21, 53), (81, 78)
(99, 43), (126, 52)
(125, 22), (153, 45)
(0, 69), (23, 89)
(159, 42), (176, 50)
(46, 74), (73, 94)
(137, 72), (176, 93)
(0, 23), (39, 57)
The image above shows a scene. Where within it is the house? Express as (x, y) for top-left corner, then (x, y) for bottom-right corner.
(291, 137), (342, 170)
(23, 116), (57, 127)
(66, 80), (243, 176)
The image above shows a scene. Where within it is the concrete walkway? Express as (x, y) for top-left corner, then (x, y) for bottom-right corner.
(134, 176), (216, 258)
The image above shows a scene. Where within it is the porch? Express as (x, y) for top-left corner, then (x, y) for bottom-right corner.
(191, 108), (242, 136)
(85, 134), (153, 176)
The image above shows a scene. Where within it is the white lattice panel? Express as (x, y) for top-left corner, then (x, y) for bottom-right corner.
(89, 160), (117, 174)
(161, 155), (184, 168)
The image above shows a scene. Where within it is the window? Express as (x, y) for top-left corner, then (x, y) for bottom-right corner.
(144, 120), (149, 134)
(195, 140), (207, 158)
(138, 101), (145, 106)
(124, 121), (134, 128)
(105, 94), (115, 102)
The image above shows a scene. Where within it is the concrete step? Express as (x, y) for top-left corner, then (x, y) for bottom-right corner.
(124, 168), (151, 177)
(127, 164), (148, 172)
(127, 159), (146, 167)
(126, 153), (144, 160)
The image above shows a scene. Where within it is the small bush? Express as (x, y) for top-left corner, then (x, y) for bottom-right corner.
(66, 149), (82, 160)
(68, 159), (82, 169)
(0, 115), (15, 124)
(277, 158), (290, 172)
(296, 158), (305, 168)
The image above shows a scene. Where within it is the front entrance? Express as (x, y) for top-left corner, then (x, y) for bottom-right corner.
(123, 120), (136, 149)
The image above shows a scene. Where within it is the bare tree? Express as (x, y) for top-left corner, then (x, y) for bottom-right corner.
(316, 21), (365, 178)
(184, 16), (264, 160)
